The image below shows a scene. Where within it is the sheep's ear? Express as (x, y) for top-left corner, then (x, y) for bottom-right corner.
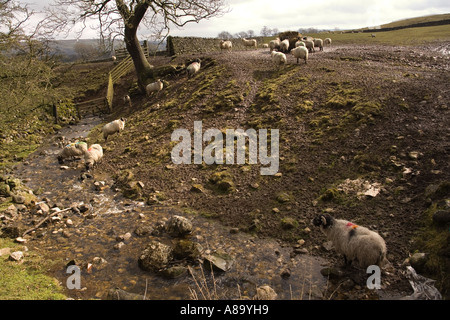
(321, 215), (328, 226)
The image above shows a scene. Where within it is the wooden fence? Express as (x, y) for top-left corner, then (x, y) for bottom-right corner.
(105, 43), (149, 112)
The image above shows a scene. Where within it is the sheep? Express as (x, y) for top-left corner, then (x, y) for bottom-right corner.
(279, 39), (290, 53)
(262, 43), (269, 48)
(111, 55), (117, 62)
(295, 40), (305, 47)
(102, 118), (126, 141)
(123, 95), (131, 108)
(241, 38), (257, 49)
(313, 38), (324, 51)
(312, 214), (387, 269)
(271, 50), (287, 66)
(304, 40), (315, 53)
(146, 79), (164, 96)
(80, 144), (103, 171)
(324, 38), (332, 46)
(290, 46), (308, 64)
(219, 40), (232, 52)
(186, 59), (201, 78)
(57, 141), (88, 164)
(269, 38), (281, 52)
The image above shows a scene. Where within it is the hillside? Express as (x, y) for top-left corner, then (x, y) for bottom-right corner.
(87, 41), (450, 298)
(380, 13), (450, 29)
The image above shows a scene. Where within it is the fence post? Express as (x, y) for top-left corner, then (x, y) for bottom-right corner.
(52, 104), (58, 124)
(107, 73), (114, 113)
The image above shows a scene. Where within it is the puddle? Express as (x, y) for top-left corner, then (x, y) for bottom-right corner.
(13, 116), (328, 300)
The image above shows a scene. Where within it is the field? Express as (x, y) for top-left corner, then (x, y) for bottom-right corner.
(1, 20), (450, 299)
(92, 25), (449, 298)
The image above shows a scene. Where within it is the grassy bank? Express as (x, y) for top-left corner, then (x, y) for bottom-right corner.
(0, 239), (66, 300)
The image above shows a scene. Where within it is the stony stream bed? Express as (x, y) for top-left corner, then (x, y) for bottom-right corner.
(12, 116), (331, 300)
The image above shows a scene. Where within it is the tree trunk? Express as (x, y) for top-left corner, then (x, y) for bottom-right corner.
(124, 26), (154, 92)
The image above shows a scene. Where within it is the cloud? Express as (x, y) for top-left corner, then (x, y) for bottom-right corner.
(17, 0), (450, 39)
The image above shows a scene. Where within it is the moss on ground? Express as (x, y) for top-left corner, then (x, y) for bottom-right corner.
(0, 239), (66, 300)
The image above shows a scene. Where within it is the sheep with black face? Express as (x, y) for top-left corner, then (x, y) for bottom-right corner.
(313, 214), (387, 269)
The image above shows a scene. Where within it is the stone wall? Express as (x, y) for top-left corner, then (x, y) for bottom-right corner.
(166, 36), (269, 56)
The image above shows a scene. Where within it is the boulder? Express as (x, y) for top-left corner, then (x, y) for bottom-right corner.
(166, 215), (193, 237)
(432, 210), (450, 225)
(138, 240), (173, 272)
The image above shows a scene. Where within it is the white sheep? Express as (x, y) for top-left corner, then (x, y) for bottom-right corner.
(111, 55), (117, 62)
(219, 40), (232, 52)
(295, 41), (305, 47)
(186, 59), (201, 78)
(304, 40), (315, 53)
(102, 118), (126, 141)
(241, 38), (257, 49)
(262, 43), (269, 48)
(81, 144), (103, 171)
(290, 46), (308, 64)
(123, 95), (132, 108)
(324, 38), (332, 46)
(57, 141), (88, 164)
(146, 79), (164, 96)
(313, 214), (387, 269)
(269, 38), (281, 52)
(313, 38), (324, 51)
(279, 39), (290, 53)
(271, 50), (287, 66)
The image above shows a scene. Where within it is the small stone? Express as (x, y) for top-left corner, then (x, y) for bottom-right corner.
(255, 285), (277, 300)
(408, 151), (419, 160)
(190, 184), (204, 193)
(9, 251), (24, 261)
(272, 208), (280, 214)
(117, 232), (132, 242)
(15, 237), (27, 244)
(114, 242), (125, 250)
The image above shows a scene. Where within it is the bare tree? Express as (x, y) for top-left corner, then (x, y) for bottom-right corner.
(43, 0), (227, 91)
(260, 26), (270, 37)
(218, 31), (233, 40)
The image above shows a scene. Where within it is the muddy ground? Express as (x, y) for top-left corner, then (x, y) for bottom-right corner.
(89, 42), (450, 298)
(6, 42), (447, 300)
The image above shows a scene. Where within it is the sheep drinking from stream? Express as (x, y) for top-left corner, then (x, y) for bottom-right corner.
(102, 118), (126, 141)
(80, 143), (103, 171)
(57, 141), (88, 164)
(312, 214), (387, 269)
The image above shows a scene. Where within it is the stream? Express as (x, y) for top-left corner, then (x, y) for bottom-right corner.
(13, 116), (329, 300)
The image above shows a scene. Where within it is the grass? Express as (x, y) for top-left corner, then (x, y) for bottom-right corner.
(307, 24), (450, 46)
(0, 239), (66, 300)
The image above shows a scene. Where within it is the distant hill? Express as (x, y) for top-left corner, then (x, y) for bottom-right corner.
(49, 39), (166, 63)
(380, 13), (450, 29)
(360, 13), (450, 33)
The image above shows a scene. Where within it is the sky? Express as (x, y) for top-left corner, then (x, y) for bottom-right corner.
(19, 0), (450, 39)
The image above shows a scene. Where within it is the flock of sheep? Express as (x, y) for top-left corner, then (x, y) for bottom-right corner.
(220, 36), (332, 66)
(55, 35), (389, 273)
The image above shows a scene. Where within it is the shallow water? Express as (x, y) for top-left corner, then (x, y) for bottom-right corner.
(14, 116), (328, 300)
